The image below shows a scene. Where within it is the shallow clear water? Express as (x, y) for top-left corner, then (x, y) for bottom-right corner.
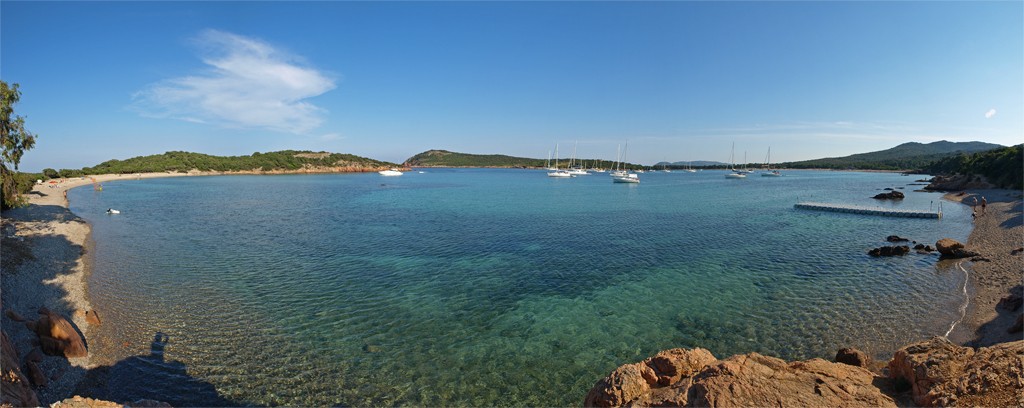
(71, 169), (972, 406)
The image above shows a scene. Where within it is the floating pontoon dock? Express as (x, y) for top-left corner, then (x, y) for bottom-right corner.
(794, 202), (942, 218)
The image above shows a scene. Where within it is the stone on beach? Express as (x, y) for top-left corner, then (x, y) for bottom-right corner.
(935, 238), (963, 255)
(29, 307), (88, 358)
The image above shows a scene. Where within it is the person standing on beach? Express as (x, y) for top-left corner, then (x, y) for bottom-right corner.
(981, 196), (987, 215)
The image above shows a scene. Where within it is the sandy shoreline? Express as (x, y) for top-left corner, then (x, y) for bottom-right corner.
(942, 189), (1024, 346)
(2, 172), (1020, 404)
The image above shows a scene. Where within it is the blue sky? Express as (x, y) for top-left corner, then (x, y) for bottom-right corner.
(2, 1), (1021, 171)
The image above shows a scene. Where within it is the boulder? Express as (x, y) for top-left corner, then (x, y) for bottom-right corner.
(872, 191), (904, 200)
(584, 348), (716, 407)
(888, 337), (1024, 407)
(1, 330), (40, 407)
(30, 307), (87, 358)
(935, 238), (964, 256)
(585, 348), (895, 407)
(834, 347), (872, 368)
(687, 354), (895, 407)
(885, 235), (909, 242)
(868, 246), (910, 257)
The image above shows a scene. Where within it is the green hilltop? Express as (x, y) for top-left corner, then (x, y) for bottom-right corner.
(778, 141), (1002, 170)
(48, 150), (398, 177)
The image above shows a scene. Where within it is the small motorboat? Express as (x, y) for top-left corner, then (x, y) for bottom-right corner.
(378, 169), (403, 176)
(106, 208), (120, 214)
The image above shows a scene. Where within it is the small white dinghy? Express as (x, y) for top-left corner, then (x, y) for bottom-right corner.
(106, 208), (120, 214)
(378, 169), (403, 176)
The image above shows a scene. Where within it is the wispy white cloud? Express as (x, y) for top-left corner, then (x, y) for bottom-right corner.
(133, 29), (336, 134)
(985, 108), (997, 119)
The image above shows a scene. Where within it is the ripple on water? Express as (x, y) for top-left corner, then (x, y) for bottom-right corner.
(72, 170), (973, 406)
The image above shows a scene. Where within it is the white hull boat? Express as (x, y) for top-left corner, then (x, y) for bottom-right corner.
(379, 169), (403, 176)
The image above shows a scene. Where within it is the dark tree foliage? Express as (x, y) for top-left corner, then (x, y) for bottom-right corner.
(921, 144), (1023, 190)
(1, 81), (38, 209)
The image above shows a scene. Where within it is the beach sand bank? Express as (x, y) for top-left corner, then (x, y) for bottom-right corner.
(944, 189), (1024, 346)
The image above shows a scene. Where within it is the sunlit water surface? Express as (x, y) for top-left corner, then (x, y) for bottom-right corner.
(70, 169), (972, 406)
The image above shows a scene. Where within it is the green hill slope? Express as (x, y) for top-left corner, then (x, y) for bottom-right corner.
(780, 141), (1003, 170)
(922, 144), (1023, 190)
(56, 150), (398, 176)
(405, 150), (546, 167)
(405, 149), (640, 169)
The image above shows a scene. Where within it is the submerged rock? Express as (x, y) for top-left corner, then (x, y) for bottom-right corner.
(888, 337), (1023, 407)
(886, 235), (910, 242)
(868, 246), (910, 257)
(872, 191), (905, 200)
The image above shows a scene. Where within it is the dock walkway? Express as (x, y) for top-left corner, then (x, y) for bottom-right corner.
(795, 202), (942, 218)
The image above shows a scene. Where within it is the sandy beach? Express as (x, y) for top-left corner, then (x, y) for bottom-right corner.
(1, 173), (191, 403)
(943, 189), (1024, 346)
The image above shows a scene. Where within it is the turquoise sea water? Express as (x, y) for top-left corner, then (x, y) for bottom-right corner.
(71, 169), (972, 406)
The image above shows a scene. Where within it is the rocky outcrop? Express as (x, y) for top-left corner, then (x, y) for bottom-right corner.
(872, 191), (905, 200)
(50, 395), (172, 408)
(868, 245), (910, 257)
(583, 348), (716, 407)
(26, 307), (88, 358)
(1, 330), (40, 407)
(885, 235), (910, 242)
(888, 337), (1023, 407)
(584, 348), (895, 407)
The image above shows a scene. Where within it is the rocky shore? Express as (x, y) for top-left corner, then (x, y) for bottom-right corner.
(585, 187), (1024, 407)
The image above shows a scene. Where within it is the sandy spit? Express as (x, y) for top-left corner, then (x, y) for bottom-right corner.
(943, 189), (1024, 346)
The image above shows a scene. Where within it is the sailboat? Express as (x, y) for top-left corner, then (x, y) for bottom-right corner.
(761, 147), (782, 177)
(725, 142), (746, 179)
(612, 143), (640, 183)
(547, 144), (573, 177)
(567, 141), (589, 175)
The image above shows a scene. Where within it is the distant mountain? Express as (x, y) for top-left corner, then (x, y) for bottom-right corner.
(405, 149), (642, 169)
(654, 160), (729, 168)
(780, 141), (1003, 170)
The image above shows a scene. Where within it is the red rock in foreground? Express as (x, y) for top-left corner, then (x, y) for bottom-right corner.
(584, 347), (895, 407)
(888, 337), (1023, 407)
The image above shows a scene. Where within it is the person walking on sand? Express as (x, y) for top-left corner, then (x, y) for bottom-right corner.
(981, 196), (987, 215)
(972, 196), (978, 212)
